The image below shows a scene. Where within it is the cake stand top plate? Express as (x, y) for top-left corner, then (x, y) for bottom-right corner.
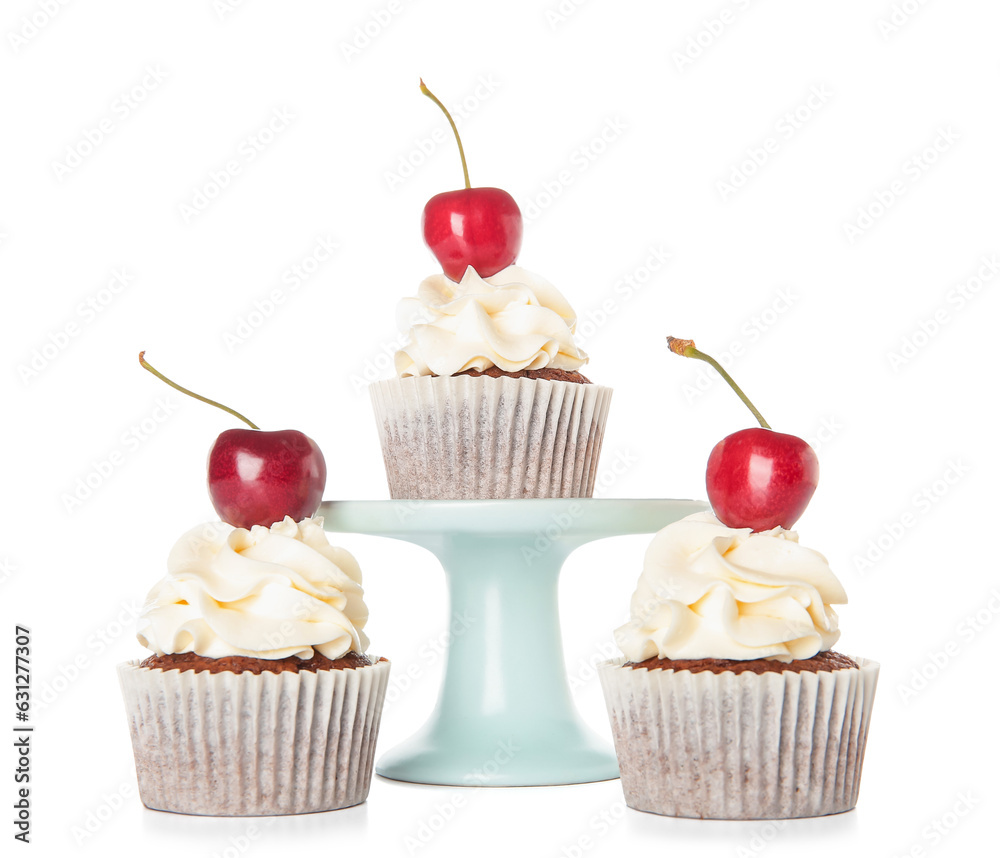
(317, 498), (707, 539)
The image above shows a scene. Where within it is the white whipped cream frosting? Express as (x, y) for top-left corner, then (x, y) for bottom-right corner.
(615, 512), (847, 663)
(137, 516), (370, 660)
(394, 265), (589, 377)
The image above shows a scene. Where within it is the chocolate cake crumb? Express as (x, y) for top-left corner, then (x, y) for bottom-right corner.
(447, 367), (591, 383)
(139, 650), (381, 675)
(626, 650), (858, 675)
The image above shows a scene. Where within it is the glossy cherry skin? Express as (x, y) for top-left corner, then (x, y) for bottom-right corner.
(706, 427), (819, 531)
(207, 429), (326, 529)
(422, 187), (523, 281)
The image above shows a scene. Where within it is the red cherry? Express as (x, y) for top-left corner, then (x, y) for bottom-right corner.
(419, 80), (523, 281)
(422, 187), (522, 281)
(208, 428), (326, 529)
(706, 427), (818, 531)
(139, 352), (327, 529)
(666, 337), (820, 532)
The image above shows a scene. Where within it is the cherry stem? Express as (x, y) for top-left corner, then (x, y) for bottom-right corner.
(138, 351), (260, 430)
(666, 337), (771, 430)
(420, 78), (470, 189)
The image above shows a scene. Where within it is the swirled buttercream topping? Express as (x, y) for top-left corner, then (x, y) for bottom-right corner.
(394, 265), (589, 377)
(615, 512), (846, 663)
(137, 516), (369, 660)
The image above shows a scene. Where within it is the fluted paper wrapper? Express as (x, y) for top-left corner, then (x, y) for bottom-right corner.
(370, 376), (612, 499)
(118, 658), (390, 816)
(598, 656), (879, 820)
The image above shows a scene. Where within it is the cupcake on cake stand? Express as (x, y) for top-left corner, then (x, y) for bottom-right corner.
(343, 82), (705, 786)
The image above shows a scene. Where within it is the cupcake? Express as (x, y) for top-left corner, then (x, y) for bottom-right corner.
(118, 516), (390, 816)
(598, 511), (878, 820)
(370, 264), (612, 499)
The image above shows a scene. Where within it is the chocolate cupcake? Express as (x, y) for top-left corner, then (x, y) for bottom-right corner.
(598, 512), (879, 820)
(370, 265), (612, 499)
(118, 517), (390, 816)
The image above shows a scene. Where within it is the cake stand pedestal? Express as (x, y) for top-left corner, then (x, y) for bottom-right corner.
(319, 498), (705, 787)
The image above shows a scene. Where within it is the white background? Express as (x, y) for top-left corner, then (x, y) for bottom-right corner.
(2, 0), (998, 856)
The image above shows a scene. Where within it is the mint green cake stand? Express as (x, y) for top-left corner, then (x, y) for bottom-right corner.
(318, 498), (706, 787)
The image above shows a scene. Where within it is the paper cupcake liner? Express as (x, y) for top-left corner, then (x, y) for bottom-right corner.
(117, 658), (390, 816)
(598, 656), (879, 820)
(370, 375), (612, 499)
